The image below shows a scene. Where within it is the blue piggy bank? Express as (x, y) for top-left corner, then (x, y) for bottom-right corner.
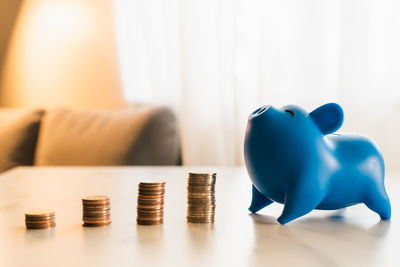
(244, 103), (391, 224)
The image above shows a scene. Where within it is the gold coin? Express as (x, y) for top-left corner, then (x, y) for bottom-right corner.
(25, 209), (55, 217)
(136, 180), (166, 225)
(137, 195), (164, 199)
(137, 219), (163, 225)
(187, 219), (214, 224)
(136, 216), (163, 220)
(136, 216), (164, 221)
(137, 204), (164, 209)
(83, 221), (111, 227)
(139, 189), (165, 193)
(25, 216), (55, 221)
(186, 172), (216, 223)
(83, 214), (111, 218)
(188, 209), (214, 212)
(82, 195), (110, 201)
(83, 209), (111, 213)
(188, 172), (216, 176)
(138, 180), (166, 184)
(83, 217), (111, 222)
(82, 203), (111, 207)
(83, 207), (111, 211)
(82, 203), (110, 207)
(26, 222), (56, 229)
(137, 212), (164, 217)
(137, 199), (164, 205)
(83, 218), (111, 223)
(82, 196), (110, 205)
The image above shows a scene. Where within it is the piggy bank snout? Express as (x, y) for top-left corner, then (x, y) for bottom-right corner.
(249, 105), (271, 120)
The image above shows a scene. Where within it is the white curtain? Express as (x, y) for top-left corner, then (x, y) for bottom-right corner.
(113, 0), (400, 168)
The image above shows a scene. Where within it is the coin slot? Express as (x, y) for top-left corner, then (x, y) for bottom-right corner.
(253, 107), (264, 115)
(250, 105), (270, 118)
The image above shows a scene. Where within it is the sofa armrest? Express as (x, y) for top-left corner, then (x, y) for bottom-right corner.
(0, 108), (44, 172)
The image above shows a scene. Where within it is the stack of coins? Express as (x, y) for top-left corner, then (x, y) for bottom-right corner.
(82, 195), (111, 227)
(187, 173), (216, 223)
(25, 209), (56, 229)
(137, 181), (165, 225)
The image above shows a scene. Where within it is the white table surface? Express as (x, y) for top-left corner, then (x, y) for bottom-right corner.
(0, 166), (398, 267)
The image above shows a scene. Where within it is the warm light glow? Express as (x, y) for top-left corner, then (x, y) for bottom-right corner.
(0, 0), (126, 108)
(28, 2), (89, 38)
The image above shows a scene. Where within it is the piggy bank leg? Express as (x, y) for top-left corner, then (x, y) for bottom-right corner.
(249, 185), (273, 213)
(277, 180), (326, 225)
(364, 186), (391, 220)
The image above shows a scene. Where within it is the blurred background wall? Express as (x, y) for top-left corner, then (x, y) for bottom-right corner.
(113, 0), (400, 168)
(0, 0), (399, 168)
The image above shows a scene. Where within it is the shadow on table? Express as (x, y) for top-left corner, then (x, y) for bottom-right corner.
(249, 210), (391, 238)
(247, 211), (392, 266)
(136, 224), (164, 242)
(186, 223), (214, 247)
(24, 226), (56, 240)
(298, 215), (391, 238)
(249, 213), (278, 225)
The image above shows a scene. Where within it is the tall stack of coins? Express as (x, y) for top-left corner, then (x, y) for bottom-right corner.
(25, 209), (56, 229)
(137, 181), (165, 225)
(82, 195), (111, 227)
(187, 173), (216, 223)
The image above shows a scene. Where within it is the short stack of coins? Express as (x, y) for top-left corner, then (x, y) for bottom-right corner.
(187, 173), (216, 223)
(82, 195), (111, 227)
(25, 209), (56, 229)
(137, 181), (165, 225)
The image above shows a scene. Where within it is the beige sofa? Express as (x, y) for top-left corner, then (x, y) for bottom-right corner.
(0, 106), (181, 173)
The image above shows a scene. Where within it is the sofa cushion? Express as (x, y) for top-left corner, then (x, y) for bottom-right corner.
(34, 106), (180, 166)
(0, 109), (44, 172)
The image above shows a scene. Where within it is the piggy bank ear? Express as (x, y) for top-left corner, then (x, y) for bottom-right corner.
(309, 103), (344, 135)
